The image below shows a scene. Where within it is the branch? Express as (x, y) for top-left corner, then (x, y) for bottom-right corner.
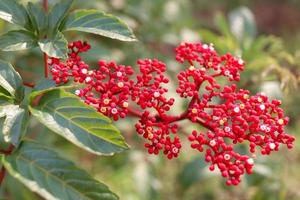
(43, 0), (49, 78)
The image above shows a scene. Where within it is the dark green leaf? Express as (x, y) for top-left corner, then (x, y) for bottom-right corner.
(48, 0), (74, 34)
(0, 60), (24, 101)
(0, 0), (30, 28)
(3, 141), (119, 200)
(27, 2), (48, 35)
(0, 105), (29, 146)
(38, 31), (68, 58)
(0, 30), (38, 51)
(62, 9), (136, 41)
(29, 88), (129, 155)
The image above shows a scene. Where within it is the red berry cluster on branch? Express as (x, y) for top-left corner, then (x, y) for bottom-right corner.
(49, 41), (295, 185)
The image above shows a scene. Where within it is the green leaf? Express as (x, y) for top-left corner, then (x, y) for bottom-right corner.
(62, 9), (136, 41)
(0, 60), (24, 101)
(27, 2), (48, 35)
(0, 30), (38, 51)
(48, 0), (74, 34)
(38, 31), (68, 58)
(0, 105), (29, 146)
(29, 88), (129, 155)
(0, 0), (29, 28)
(2, 141), (119, 200)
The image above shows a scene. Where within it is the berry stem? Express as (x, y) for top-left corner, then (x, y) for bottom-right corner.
(127, 107), (143, 117)
(196, 118), (213, 131)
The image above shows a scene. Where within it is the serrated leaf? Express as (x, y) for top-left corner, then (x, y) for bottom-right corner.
(27, 2), (48, 35)
(62, 9), (136, 41)
(0, 0), (30, 28)
(48, 0), (74, 34)
(29, 88), (129, 155)
(0, 30), (38, 51)
(0, 105), (29, 146)
(3, 141), (119, 200)
(38, 31), (68, 58)
(0, 60), (24, 101)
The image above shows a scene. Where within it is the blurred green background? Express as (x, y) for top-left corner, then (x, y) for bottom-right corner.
(1, 0), (300, 199)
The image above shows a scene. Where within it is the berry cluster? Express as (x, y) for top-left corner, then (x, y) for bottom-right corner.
(50, 41), (134, 120)
(49, 41), (295, 185)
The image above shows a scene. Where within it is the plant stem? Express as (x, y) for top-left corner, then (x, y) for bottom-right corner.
(42, 0), (48, 11)
(0, 167), (6, 186)
(0, 144), (15, 155)
(44, 53), (49, 78)
(23, 82), (35, 88)
(43, 0), (49, 78)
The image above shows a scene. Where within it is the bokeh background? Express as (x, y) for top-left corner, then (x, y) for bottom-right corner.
(1, 0), (300, 199)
